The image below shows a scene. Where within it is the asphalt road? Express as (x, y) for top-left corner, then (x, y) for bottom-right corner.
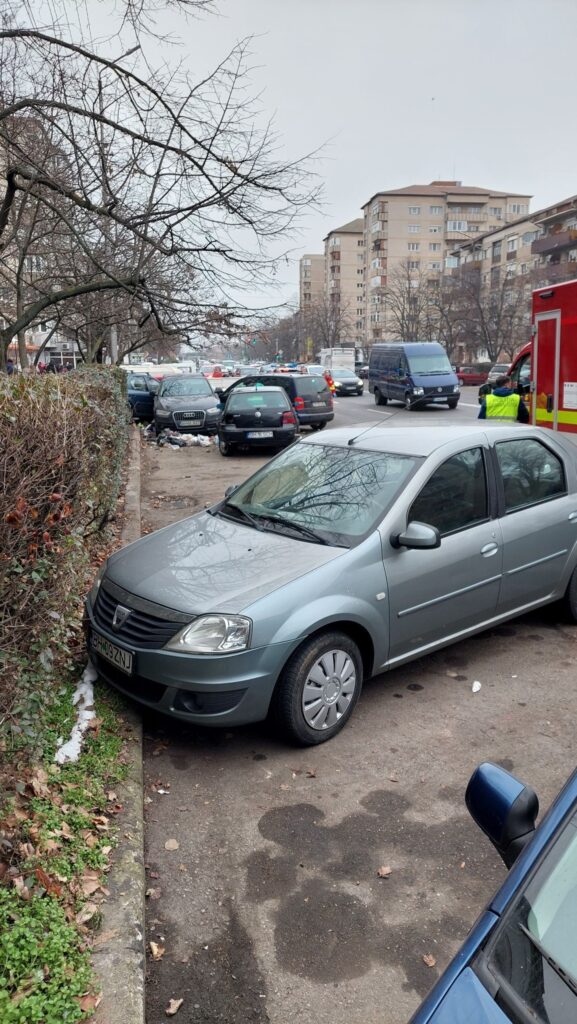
(139, 394), (577, 1024)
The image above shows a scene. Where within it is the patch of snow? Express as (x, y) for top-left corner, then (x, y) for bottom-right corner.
(54, 661), (98, 765)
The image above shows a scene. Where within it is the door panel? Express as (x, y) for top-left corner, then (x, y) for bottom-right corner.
(534, 312), (560, 430)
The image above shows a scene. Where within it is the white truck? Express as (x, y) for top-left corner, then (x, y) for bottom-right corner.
(319, 347), (356, 371)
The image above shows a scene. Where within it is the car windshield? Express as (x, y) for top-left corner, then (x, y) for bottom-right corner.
(223, 442), (420, 545)
(333, 369), (356, 379)
(480, 809), (577, 1021)
(160, 378), (212, 397)
(227, 392), (288, 411)
(408, 353), (453, 375)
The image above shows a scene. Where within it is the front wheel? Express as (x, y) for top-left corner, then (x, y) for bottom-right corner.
(374, 389), (387, 406)
(270, 631), (363, 745)
(562, 565), (577, 621)
(404, 394), (414, 411)
(219, 438), (235, 456)
(447, 399), (459, 409)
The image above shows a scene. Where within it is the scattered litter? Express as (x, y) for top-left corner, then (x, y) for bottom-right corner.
(422, 953), (437, 968)
(164, 838), (179, 851)
(472, 680), (482, 693)
(150, 941), (165, 960)
(156, 429), (212, 448)
(512, 674), (518, 679)
(166, 998), (184, 1016)
(54, 662), (98, 764)
(377, 865), (392, 878)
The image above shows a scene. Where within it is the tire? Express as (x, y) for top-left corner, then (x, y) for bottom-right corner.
(404, 394), (413, 411)
(310, 421), (327, 431)
(562, 565), (577, 621)
(374, 389), (387, 406)
(447, 399), (458, 409)
(270, 631), (363, 745)
(219, 438), (235, 456)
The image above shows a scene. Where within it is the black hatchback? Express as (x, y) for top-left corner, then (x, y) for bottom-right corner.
(218, 386), (299, 456)
(217, 373), (334, 430)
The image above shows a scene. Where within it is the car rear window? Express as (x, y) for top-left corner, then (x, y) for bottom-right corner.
(294, 376), (330, 394)
(227, 392), (288, 411)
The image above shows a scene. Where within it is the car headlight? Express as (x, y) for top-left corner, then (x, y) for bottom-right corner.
(356, 379), (362, 386)
(206, 406), (221, 414)
(156, 408), (171, 417)
(453, 385), (460, 393)
(164, 614), (252, 654)
(88, 563), (106, 605)
(413, 387), (425, 395)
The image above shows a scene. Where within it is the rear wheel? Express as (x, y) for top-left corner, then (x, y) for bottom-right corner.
(447, 398), (458, 409)
(404, 394), (414, 411)
(310, 421), (327, 431)
(270, 631), (363, 745)
(219, 438), (235, 457)
(374, 389), (387, 406)
(562, 565), (577, 621)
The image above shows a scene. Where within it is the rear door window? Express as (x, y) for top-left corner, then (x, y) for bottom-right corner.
(496, 439), (566, 512)
(295, 376), (330, 395)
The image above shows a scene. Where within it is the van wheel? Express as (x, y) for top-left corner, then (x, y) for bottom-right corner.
(270, 631), (363, 745)
(404, 394), (414, 410)
(447, 399), (458, 409)
(374, 389), (387, 406)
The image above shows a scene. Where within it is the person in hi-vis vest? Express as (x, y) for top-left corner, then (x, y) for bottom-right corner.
(478, 375), (529, 423)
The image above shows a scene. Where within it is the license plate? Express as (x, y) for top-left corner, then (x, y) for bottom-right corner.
(91, 630), (133, 675)
(247, 430), (273, 439)
(312, 402), (326, 408)
(433, 397), (446, 402)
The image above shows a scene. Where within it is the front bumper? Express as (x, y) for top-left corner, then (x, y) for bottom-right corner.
(85, 601), (296, 725)
(155, 412), (220, 435)
(219, 425), (297, 446)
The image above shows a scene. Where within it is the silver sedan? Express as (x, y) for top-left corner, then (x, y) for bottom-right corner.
(85, 425), (577, 745)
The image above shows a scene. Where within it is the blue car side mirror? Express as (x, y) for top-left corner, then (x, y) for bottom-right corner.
(466, 762), (539, 868)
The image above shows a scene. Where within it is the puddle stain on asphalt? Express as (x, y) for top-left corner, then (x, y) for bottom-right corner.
(246, 789), (501, 997)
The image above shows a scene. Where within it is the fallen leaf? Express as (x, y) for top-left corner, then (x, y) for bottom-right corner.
(460, 861), (466, 869)
(34, 866), (62, 897)
(422, 953), (437, 968)
(165, 838), (179, 851)
(166, 998), (184, 1016)
(377, 865), (392, 878)
(76, 902), (99, 925)
(150, 941), (165, 960)
(78, 992), (101, 1012)
(107, 791), (117, 802)
(280, 784), (290, 791)
(305, 769), (317, 778)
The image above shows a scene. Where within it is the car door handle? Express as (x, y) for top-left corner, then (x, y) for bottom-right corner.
(569, 512), (577, 522)
(480, 542), (499, 557)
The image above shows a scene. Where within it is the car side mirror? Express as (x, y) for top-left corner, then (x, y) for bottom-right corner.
(391, 521), (441, 550)
(147, 380), (160, 394)
(466, 762), (539, 868)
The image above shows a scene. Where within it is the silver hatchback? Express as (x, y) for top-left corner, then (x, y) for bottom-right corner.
(85, 425), (577, 745)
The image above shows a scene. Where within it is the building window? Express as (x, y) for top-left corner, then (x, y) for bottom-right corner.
(408, 206), (421, 215)
(408, 225), (421, 233)
(429, 261), (442, 270)
(429, 206), (443, 215)
(447, 220), (468, 232)
(489, 207), (503, 218)
(302, 258), (311, 266)
(429, 226), (442, 234)
(429, 242), (441, 252)
(508, 204), (528, 215)
(407, 242), (420, 251)
(302, 269), (311, 278)
(408, 260), (420, 270)
(357, 239), (364, 247)
(507, 237), (518, 253)
(492, 241), (502, 259)
(467, 206), (482, 214)
(445, 256), (459, 269)
(329, 236), (340, 247)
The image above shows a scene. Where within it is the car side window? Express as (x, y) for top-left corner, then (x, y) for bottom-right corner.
(129, 376), (147, 391)
(409, 448), (488, 536)
(496, 440), (566, 512)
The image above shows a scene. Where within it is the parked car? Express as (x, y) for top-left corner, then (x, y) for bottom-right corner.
(456, 365), (489, 387)
(216, 372), (334, 430)
(369, 342), (460, 409)
(488, 362), (512, 385)
(218, 386), (298, 456)
(153, 375), (221, 434)
(356, 363), (369, 379)
(126, 372), (154, 421)
(411, 761), (577, 1023)
(86, 424), (577, 745)
(331, 367), (364, 396)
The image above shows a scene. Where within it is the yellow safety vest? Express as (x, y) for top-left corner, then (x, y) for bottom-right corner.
(486, 392), (521, 421)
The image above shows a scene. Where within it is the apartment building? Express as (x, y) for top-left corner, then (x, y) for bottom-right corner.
(531, 194), (577, 279)
(323, 218), (365, 347)
(299, 254), (325, 313)
(361, 181), (532, 343)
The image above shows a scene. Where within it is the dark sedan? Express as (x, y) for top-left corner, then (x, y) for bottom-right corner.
(218, 386), (298, 456)
(153, 375), (221, 434)
(331, 367), (364, 396)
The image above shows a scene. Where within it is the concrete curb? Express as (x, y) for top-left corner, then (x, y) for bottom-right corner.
(94, 426), (145, 1024)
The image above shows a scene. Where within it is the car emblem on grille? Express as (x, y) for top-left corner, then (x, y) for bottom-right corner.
(437, 387), (442, 392)
(255, 410), (261, 419)
(112, 604), (131, 631)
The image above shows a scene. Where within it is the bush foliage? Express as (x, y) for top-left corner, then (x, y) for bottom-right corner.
(0, 369), (129, 733)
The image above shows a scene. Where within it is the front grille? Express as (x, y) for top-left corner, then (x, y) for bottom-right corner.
(93, 656), (167, 704)
(173, 410), (205, 426)
(93, 586), (184, 649)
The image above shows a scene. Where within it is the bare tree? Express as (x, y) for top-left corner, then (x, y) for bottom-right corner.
(426, 275), (469, 364)
(453, 266), (531, 363)
(301, 296), (354, 351)
(385, 261), (434, 342)
(0, 0), (319, 366)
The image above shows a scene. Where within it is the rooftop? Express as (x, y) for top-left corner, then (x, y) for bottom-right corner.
(363, 181), (532, 207)
(303, 424), (539, 457)
(323, 218), (364, 240)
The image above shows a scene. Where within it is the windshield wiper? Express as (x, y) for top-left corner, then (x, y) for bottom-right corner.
(253, 512), (332, 545)
(519, 923), (577, 997)
(218, 503), (264, 531)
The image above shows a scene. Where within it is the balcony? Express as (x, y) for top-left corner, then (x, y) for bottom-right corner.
(531, 229), (577, 255)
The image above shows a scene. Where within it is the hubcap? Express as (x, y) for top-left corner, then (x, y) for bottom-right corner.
(302, 649), (357, 731)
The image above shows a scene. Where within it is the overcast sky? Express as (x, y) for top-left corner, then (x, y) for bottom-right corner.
(115, 0), (577, 308)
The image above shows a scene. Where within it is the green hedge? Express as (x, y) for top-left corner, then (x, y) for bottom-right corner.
(0, 368), (129, 741)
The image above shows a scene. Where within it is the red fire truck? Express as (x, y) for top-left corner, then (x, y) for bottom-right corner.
(509, 278), (577, 435)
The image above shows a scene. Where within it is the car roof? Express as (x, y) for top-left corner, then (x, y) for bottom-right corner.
(227, 385), (288, 395)
(301, 424), (551, 457)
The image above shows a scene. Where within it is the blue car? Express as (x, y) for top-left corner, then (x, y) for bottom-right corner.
(126, 372), (155, 421)
(411, 762), (577, 1023)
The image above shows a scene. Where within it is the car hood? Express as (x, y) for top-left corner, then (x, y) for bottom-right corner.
(420, 967), (508, 1023)
(105, 510), (343, 614)
(156, 395), (216, 409)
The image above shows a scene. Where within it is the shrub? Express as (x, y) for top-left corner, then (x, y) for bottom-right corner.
(0, 368), (129, 734)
